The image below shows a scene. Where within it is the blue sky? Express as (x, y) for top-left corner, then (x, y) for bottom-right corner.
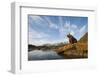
(28, 15), (88, 45)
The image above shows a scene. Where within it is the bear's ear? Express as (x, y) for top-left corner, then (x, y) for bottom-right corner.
(67, 33), (69, 36)
(68, 33), (72, 37)
(67, 34), (70, 37)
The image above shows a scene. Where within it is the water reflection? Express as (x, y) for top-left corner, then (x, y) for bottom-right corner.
(28, 50), (64, 60)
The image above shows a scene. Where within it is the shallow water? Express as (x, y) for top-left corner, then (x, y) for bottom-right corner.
(28, 50), (64, 60)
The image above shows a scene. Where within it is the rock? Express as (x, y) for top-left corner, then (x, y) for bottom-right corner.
(54, 33), (88, 58)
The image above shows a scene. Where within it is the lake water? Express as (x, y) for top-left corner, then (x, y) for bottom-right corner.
(28, 50), (64, 60)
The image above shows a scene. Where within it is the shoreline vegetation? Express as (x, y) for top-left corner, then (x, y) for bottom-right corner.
(28, 33), (88, 59)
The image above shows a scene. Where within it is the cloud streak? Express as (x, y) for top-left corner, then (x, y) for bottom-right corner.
(28, 15), (88, 45)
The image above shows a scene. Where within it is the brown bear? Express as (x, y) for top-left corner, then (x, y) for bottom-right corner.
(67, 34), (77, 44)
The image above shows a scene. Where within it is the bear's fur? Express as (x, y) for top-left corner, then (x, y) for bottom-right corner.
(67, 34), (77, 44)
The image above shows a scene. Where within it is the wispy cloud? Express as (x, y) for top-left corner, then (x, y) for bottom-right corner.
(59, 16), (63, 26)
(59, 17), (68, 37)
(30, 16), (46, 26)
(43, 16), (59, 29)
(49, 23), (58, 29)
(59, 21), (78, 38)
(79, 25), (87, 38)
(30, 16), (44, 22)
(29, 26), (50, 45)
(28, 15), (88, 45)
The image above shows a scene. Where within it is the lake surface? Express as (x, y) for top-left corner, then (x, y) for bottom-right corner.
(28, 50), (64, 60)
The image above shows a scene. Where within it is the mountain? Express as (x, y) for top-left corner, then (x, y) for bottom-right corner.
(79, 33), (88, 43)
(28, 42), (67, 52)
(28, 44), (38, 51)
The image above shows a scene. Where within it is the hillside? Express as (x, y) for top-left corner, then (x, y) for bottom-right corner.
(79, 33), (88, 43)
(54, 33), (88, 59)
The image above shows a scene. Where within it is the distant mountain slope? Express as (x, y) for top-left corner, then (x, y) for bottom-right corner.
(79, 33), (88, 43)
